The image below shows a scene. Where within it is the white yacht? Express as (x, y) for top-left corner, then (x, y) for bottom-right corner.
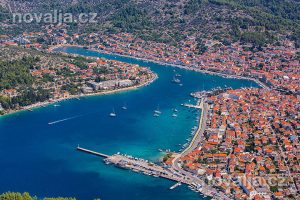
(110, 108), (117, 117)
(154, 105), (162, 114)
(122, 103), (127, 110)
(153, 113), (160, 117)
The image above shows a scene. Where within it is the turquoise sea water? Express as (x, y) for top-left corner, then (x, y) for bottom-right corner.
(0, 47), (258, 200)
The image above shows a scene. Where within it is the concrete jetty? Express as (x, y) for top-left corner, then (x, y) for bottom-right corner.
(76, 147), (192, 185)
(182, 103), (202, 109)
(104, 154), (191, 184)
(77, 146), (109, 158)
(182, 99), (203, 109)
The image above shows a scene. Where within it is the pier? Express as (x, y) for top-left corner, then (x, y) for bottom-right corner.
(182, 98), (204, 109)
(104, 154), (191, 184)
(77, 146), (109, 158)
(182, 103), (202, 109)
(76, 147), (192, 185)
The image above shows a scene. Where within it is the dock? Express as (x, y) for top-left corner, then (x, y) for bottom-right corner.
(182, 99), (203, 109)
(182, 103), (202, 109)
(76, 146), (191, 185)
(104, 154), (190, 184)
(76, 143), (220, 198)
(77, 146), (109, 158)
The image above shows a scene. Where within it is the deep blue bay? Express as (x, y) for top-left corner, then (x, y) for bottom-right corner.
(0, 47), (258, 200)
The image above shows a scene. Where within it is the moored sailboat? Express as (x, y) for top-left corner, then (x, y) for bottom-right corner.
(110, 108), (117, 117)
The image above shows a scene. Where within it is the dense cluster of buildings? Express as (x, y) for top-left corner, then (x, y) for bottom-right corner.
(180, 88), (299, 199)
(79, 32), (299, 94)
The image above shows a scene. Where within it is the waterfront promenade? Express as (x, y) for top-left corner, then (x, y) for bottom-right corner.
(172, 98), (231, 199)
(181, 98), (206, 156)
(172, 98), (214, 196)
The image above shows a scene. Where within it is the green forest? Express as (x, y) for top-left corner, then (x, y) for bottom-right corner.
(1, 0), (299, 47)
(0, 192), (75, 200)
(0, 56), (37, 90)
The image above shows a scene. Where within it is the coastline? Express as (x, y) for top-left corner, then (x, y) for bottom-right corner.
(2, 45), (254, 199)
(49, 44), (270, 90)
(1, 45), (270, 121)
(170, 100), (230, 199)
(0, 73), (158, 118)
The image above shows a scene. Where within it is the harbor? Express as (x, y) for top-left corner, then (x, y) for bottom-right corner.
(76, 146), (214, 196)
(75, 97), (218, 198)
(77, 146), (189, 184)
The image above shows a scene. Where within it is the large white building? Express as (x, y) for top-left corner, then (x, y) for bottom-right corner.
(88, 79), (134, 90)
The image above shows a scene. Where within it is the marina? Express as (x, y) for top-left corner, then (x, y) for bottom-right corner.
(76, 146), (212, 196)
(75, 97), (217, 198)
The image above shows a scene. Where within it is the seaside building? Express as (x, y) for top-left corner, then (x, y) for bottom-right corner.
(88, 79), (134, 91)
(81, 86), (94, 94)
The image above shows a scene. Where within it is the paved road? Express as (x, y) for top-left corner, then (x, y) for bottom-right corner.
(171, 98), (231, 199)
(181, 98), (207, 156)
(172, 98), (211, 193)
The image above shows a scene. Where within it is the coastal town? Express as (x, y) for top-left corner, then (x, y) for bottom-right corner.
(1, 24), (299, 94)
(172, 88), (300, 200)
(1, 24), (300, 199)
(77, 86), (300, 200)
(0, 10), (299, 200)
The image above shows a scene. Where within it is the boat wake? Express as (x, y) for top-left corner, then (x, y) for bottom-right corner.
(48, 115), (83, 125)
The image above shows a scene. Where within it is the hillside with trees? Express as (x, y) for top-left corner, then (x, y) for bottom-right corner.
(1, 0), (299, 46)
(0, 46), (91, 112)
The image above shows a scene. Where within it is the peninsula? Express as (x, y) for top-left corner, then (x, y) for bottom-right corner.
(0, 46), (156, 116)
